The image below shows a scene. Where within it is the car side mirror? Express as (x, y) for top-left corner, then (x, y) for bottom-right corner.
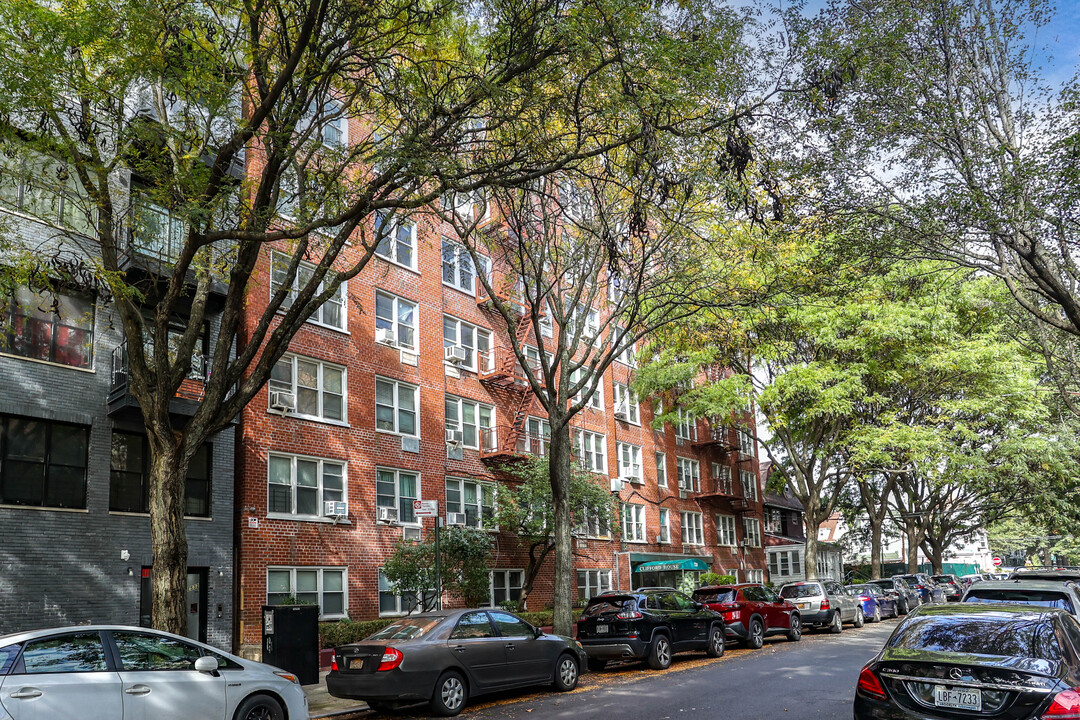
(194, 656), (219, 673)
(534, 626), (544, 638)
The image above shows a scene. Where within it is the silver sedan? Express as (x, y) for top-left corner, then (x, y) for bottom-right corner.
(0, 625), (308, 720)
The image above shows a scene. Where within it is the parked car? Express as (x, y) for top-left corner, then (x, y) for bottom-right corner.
(690, 583), (801, 647)
(854, 604), (1080, 719)
(576, 588), (725, 671)
(846, 584), (898, 622)
(930, 574), (964, 601)
(959, 573), (983, 587)
(778, 580), (863, 633)
(892, 573), (946, 604)
(327, 609), (587, 716)
(961, 578), (1080, 617)
(865, 577), (920, 615)
(1009, 566), (1080, 582)
(0, 625), (307, 720)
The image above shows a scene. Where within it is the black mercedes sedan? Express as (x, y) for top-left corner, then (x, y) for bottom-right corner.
(854, 604), (1080, 719)
(326, 608), (588, 716)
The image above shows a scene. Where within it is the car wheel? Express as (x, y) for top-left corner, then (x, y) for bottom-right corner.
(891, 603), (899, 619)
(646, 634), (672, 670)
(898, 599), (908, 615)
(430, 670), (468, 717)
(787, 615), (801, 642)
(235, 694), (284, 720)
(706, 625), (725, 658)
(366, 701), (395, 714)
(871, 606), (881, 623)
(552, 654), (579, 692)
(587, 658), (607, 672)
(853, 608), (865, 628)
(829, 611), (843, 634)
(746, 618), (764, 649)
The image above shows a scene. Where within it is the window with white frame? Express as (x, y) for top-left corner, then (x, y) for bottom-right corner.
(768, 549), (802, 578)
(302, 98), (347, 148)
(656, 452), (668, 488)
(568, 304), (601, 346)
(373, 212), (417, 270)
(765, 508), (782, 533)
(674, 409), (697, 442)
(374, 290), (417, 350)
(676, 457), (700, 493)
(524, 417), (550, 455)
(560, 178), (593, 221)
(574, 429), (606, 473)
(577, 570), (612, 600)
(621, 503), (645, 542)
(742, 517), (762, 547)
(445, 477), (495, 529)
(539, 308), (553, 338)
(713, 463), (733, 494)
(570, 367), (603, 410)
(613, 382), (639, 424)
(487, 570), (523, 607)
(738, 429), (756, 457)
(575, 510), (610, 538)
(617, 336), (637, 367)
(270, 252), (346, 331)
(716, 514), (737, 547)
(443, 315), (492, 372)
(376, 467), (418, 524)
(267, 567), (346, 618)
(267, 453), (345, 518)
(444, 396), (493, 449)
(445, 189), (488, 223)
(378, 568), (431, 616)
(441, 237), (490, 295)
(745, 569), (764, 583)
(681, 511), (704, 545)
(269, 354), (345, 422)
(617, 442), (643, 483)
(375, 377), (418, 436)
(658, 508), (671, 543)
(740, 470), (759, 501)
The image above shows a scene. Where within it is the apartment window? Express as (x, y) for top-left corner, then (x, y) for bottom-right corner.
(376, 467), (418, 524)
(738, 429), (756, 457)
(617, 335), (637, 367)
(267, 453), (345, 518)
(267, 567), (346, 619)
(445, 477), (495, 529)
(613, 383), (639, 424)
(621, 503), (645, 542)
(0, 148), (96, 236)
(2, 287), (94, 369)
(674, 409), (697, 442)
(443, 316), (492, 373)
(441, 238), (490, 295)
(269, 252), (346, 331)
(0, 414), (89, 509)
(740, 470), (759, 501)
(577, 570), (612, 600)
(765, 508), (782, 533)
(658, 509), (671, 544)
(681, 511), (704, 545)
(570, 367), (603, 410)
(373, 212), (417, 270)
(269, 354), (345, 422)
(656, 452), (668, 488)
(575, 509), (611, 538)
(716, 514), (737, 547)
(743, 517), (762, 548)
(768, 549), (802, 578)
(110, 433), (210, 517)
(560, 179), (593, 221)
(322, 100), (346, 147)
(539, 310), (554, 338)
(745, 569), (764, 583)
(524, 417), (550, 456)
(676, 457), (700, 493)
(617, 443), (642, 483)
(568, 304), (601, 346)
(488, 570), (523, 607)
(444, 396), (493, 449)
(378, 569), (432, 616)
(574, 429), (606, 473)
(375, 377), (418, 436)
(713, 463), (733, 494)
(374, 291), (416, 351)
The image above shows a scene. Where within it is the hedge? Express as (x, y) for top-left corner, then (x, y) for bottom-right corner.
(318, 610), (558, 649)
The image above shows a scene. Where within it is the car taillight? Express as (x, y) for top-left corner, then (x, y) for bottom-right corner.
(617, 609), (643, 620)
(916, 585), (925, 589)
(331, 658), (339, 671)
(820, 599), (830, 611)
(859, 596), (870, 603)
(377, 647), (404, 672)
(857, 667), (887, 700)
(1042, 688), (1080, 718)
(722, 611), (738, 622)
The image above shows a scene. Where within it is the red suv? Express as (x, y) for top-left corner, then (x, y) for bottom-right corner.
(690, 584), (801, 648)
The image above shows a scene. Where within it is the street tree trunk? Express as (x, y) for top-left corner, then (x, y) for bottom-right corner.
(869, 521), (883, 580)
(803, 498), (824, 580)
(548, 421), (575, 636)
(904, 519), (920, 573)
(146, 433), (191, 635)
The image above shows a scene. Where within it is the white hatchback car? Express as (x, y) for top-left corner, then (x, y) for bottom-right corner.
(0, 625), (308, 720)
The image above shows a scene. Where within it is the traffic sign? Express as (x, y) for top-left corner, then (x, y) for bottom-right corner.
(414, 500), (438, 518)
(992, 557), (1002, 567)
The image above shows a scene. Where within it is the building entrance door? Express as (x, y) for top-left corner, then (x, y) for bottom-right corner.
(139, 566), (208, 642)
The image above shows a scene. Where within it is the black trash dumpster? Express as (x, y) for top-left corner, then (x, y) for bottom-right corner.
(261, 604), (319, 685)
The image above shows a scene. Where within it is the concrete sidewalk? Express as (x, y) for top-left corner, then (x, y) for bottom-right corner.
(305, 671), (368, 719)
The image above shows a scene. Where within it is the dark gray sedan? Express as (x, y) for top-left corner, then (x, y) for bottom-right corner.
(326, 609), (587, 716)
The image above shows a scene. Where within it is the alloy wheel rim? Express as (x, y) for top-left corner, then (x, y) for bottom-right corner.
(442, 678), (464, 709)
(712, 631), (723, 654)
(245, 707), (273, 720)
(791, 617), (800, 638)
(657, 639), (670, 665)
(560, 658), (577, 686)
(834, 613), (841, 630)
(753, 622), (763, 642)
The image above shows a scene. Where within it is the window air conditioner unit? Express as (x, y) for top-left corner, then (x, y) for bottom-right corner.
(609, 478), (623, 493)
(377, 506), (399, 524)
(269, 391), (296, 413)
(741, 538), (754, 548)
(375, 327), (397, 346)
(444, 345), (468, 364)
(655, 533), (665, 544)
(446, 512), (468, 526)
(614, 403), (629, 420)
(402, 525), (422, 542)
(678, 487), (688, 499)
(445, 428), (464, 445)
(323, 501), (347, 518)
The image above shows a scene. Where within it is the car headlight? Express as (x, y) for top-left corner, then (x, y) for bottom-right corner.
(274, 670), (300, 685)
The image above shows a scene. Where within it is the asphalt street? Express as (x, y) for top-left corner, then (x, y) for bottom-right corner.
(375, 617), (900, 720)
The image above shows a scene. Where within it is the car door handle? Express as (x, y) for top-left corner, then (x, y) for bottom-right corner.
(452, 645), (466, 653)
(505, 644), (516, 650)
(9, 688), (42, 699)
(124, 685), (152, 696)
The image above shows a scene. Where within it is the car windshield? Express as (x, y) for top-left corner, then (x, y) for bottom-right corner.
(582, 597), (635, 617)
(964, 591), (1075, 614)
(366, 617), (446, 641)
(780, 584), (821, 599)
(888, 615), (1062, 660)
(866, 582), (893, 592)
(692, 588), (735, 603)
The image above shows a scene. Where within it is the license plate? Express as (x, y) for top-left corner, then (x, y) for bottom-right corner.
(347, 657), (365, 670)
(934, 686), (981, 711)
(595, 624), (609, 634)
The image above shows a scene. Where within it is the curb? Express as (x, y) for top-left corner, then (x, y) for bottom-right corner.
(310, 705), (369, 719)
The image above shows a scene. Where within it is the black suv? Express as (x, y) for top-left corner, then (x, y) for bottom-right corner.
(576, 587), (726, 670)
(864, 577), (920, 615)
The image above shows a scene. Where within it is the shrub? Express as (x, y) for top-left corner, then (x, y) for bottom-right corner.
(319, 618), (396, 649)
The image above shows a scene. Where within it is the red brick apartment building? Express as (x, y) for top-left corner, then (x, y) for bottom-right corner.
(234, 128), (766, 653)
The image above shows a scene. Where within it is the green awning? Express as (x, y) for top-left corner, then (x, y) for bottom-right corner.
(634, 558), (710, 573)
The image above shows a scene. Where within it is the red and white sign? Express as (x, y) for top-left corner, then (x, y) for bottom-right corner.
(992, 557), (1002, 567)
(413, 500), (438, 518)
